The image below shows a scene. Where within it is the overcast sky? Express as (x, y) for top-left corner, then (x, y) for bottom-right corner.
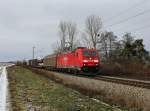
(0, 0), (150, 62)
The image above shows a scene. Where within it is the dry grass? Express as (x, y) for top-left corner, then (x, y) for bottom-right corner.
(101, 61), (150, 80)
(7, 66), (121, 111)
(30, 67), (150, 111)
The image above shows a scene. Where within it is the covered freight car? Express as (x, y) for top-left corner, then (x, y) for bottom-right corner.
(43, 54), (57, 70)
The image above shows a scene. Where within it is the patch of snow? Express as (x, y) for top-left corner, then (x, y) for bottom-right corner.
(0, 66), (9, 111)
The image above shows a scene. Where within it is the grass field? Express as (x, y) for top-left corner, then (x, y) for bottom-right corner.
(7, 66), (122, 111)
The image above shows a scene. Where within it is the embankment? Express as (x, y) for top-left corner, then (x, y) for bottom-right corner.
(29, 67), (150, 111)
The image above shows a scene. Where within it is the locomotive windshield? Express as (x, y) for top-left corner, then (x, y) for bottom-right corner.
(83, 50), (89, 57)
(90, 51), (97, 56)
(83, 50), (97, 57)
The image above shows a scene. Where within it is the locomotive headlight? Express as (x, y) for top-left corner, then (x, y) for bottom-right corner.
(94, 60), (99, 62)
(83, 60), (88, 63)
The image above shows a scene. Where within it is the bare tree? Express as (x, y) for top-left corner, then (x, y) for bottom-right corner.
(85, 15), (102, 48)
(98, 31), (118, 59)
(122, 33), (134, 46)
(67, 22), (77, 50)
(52, 41), (61, 54)
(107, 32), (117, 58)
(53, 21), (79, 53)
(58, 21), (67, 51)
(99, 32), (108, 58)
(81, 32), (93, 48)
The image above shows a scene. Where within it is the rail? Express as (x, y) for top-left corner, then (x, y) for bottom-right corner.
(95, 76), (150, 89)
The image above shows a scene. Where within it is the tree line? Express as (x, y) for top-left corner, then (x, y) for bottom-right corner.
(53, 15), (150, 62)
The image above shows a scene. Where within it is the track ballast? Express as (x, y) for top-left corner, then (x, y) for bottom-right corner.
(94, 75), (150, 89)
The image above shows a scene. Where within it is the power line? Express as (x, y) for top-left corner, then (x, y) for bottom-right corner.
(112, 17), (150, 32)
(105, 8), (150, 28)
(105, 0), (148, 23)
(112, 24), (150, 35)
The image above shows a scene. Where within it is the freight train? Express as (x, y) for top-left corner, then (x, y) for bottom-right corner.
(21, 47), (101, 75)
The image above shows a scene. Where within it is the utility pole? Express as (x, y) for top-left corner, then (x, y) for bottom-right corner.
(33, 46), (35, 59)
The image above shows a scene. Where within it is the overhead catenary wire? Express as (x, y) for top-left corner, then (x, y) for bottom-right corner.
(105, 0), (149, 23)
(111, 17), (150, 32)
(105, 8), (150, 28)
(110, 24), (150, 36)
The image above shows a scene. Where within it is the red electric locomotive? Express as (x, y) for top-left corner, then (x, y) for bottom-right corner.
(43, 47), (100, 75)
(57, 47), (100, 74)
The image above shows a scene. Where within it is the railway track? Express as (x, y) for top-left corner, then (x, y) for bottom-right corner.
(45, 70), (150, 89)
(95, 76), (150, 89)
(27, 66), (150, 89)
